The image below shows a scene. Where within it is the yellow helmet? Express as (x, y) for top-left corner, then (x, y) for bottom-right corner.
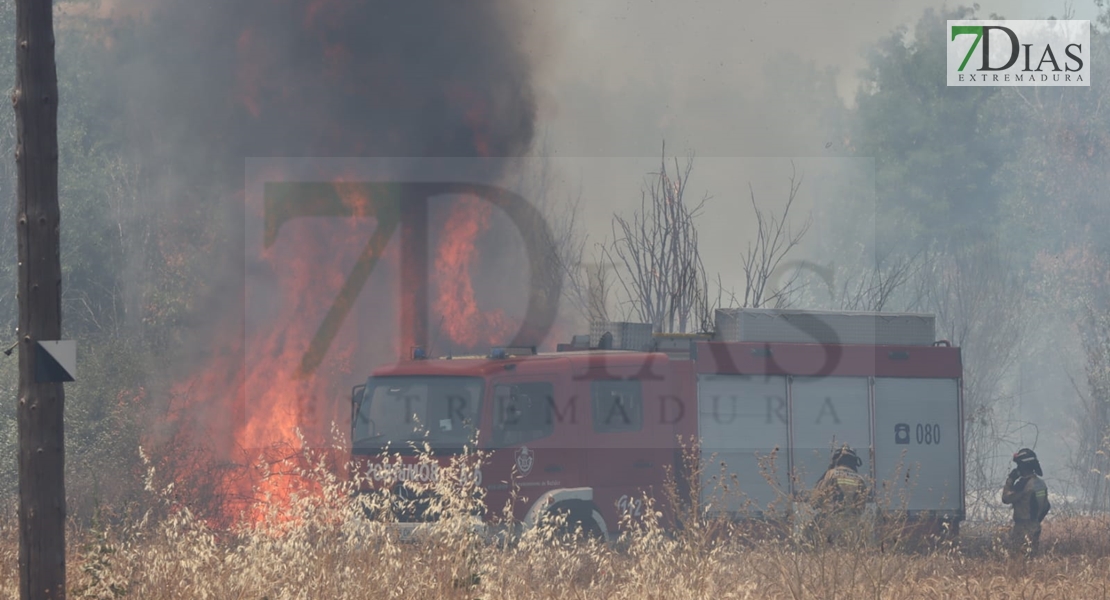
(831, 445), (862, 470)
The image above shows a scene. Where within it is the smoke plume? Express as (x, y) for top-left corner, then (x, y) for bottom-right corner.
(89, 0), (552, 522)
(113, 0), (540, 161)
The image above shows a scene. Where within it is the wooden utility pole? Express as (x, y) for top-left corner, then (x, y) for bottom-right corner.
(14, 0), (66, 597)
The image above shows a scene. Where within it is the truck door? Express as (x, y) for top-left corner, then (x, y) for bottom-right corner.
(789, 376), (872, 496)
(582, 377), (659, 528)
(872, 377), (962, 516)
(696, 373), (790, 517)
(486, 371), (581, 521)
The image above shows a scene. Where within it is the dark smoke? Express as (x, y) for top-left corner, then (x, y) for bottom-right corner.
(114, 0), (539, 165)
(102, 0), (547, 362)
(96, 0), (550, 482)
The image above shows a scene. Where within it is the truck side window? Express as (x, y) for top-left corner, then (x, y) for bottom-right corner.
(493, 382), (556, 447)
(591, 380), (643, 433)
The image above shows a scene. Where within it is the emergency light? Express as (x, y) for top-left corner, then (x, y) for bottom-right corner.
(411, 347), (427, 360)
(489, 346), (536, 359)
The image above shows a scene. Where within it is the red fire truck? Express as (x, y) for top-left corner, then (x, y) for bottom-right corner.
(349, 309), (965, 540)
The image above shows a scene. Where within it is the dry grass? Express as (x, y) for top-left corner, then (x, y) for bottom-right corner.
(3, 446), (1110, 600)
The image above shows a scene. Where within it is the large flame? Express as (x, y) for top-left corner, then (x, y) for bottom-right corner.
(159, 188), (525, 526)
(142, 0), (542, 528)
(157, 181), (375, 525)
(433, 196), (515, 350)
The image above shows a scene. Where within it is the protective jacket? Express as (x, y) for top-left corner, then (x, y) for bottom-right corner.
(813, 465), (868, 515)
(1002, 473), (1050, 522)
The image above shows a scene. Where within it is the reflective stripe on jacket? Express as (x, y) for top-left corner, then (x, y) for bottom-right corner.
(1003, 474), (1050, 522)
(814, 466), (868, 513)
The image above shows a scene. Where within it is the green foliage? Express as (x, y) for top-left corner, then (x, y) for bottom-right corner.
(851, 5), (1016, 253)
(823, 2), (1110, 510)
(994, 32), (1110, 260)
(0, 5), (158, 520)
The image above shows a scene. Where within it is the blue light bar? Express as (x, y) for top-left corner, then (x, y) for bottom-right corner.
(412, 347), (427, 360)
(489, 347), (507, 360)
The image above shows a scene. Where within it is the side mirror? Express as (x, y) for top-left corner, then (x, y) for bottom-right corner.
(351, 384), (367, 424)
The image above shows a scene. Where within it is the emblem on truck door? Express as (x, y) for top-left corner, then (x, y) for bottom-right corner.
(516, 446), (534, 476)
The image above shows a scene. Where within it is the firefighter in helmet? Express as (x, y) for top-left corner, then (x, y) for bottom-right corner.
(1002, 448), (1050, 557)
(811, 445), (869, 545)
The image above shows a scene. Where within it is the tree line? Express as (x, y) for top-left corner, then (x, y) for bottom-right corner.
(572, 6), (1110, 517)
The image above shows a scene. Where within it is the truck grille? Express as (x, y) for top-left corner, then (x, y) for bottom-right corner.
(392, 481), (438, 523)
(354, 483), (439, 523)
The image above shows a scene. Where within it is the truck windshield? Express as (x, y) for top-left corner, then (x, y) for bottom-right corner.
(352, 376), (483, 451)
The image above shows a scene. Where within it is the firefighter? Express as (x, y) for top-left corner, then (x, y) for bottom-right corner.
(1002, 448), (1050, 557)
(811, 445), (869, 545)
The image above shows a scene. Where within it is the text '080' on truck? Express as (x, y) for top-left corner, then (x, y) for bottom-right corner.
(348, 308), (965, 542)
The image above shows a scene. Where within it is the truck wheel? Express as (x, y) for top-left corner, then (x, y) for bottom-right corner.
(548, 500), (604, 543)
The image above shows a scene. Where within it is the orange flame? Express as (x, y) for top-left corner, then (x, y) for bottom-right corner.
(159, 170), (533, 526)
(157, 180), (383, 527)
(156, 2), (534, 524)
(434, 196), (515, 350)
(161, 182), (534, 526)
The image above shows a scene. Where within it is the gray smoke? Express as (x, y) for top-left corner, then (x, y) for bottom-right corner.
(101, 0), (549, 360)
(113, 0), (540, 164)
(95, 0), (551, 469)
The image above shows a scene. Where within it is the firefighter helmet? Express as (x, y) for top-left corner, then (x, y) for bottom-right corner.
(1013, 448), (1044, 476)
(831, 445), (863, 471)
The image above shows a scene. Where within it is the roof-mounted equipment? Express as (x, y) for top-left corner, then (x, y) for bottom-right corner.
(489, 346), (537, 359)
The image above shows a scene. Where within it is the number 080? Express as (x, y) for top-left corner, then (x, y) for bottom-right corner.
(916, 423), (940, 445)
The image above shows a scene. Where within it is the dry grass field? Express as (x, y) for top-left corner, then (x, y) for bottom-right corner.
(3, 451), (1110, 600)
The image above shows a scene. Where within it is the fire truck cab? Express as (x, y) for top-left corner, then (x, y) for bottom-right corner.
(349, 309), (965, 540)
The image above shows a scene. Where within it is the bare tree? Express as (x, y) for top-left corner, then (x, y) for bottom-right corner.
(602, 151), (817, 334)
(543, 186), (604, 327)
(1067, 368), (1110, 512)
(917, 241), (1030, 518)
(1057, 247), (1110, 512)
(736, 163), (811, 309)
(604, 143), (710, 334)
(583, 257), (615, 324)
(835, 247), (926, 312)
(104, 154), (149, 336)
(1005, 57), (1110, 512)
(488, 139), (597, 341)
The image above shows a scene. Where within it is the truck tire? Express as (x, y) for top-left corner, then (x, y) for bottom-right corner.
(548, 500), (605, 542)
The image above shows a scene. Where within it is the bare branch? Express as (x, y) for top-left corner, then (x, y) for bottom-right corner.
(738, 162), (811, 309)
(917, 240), (1030, 513)
(605, 141), (711, 333)
(835, 246), (927, 312)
